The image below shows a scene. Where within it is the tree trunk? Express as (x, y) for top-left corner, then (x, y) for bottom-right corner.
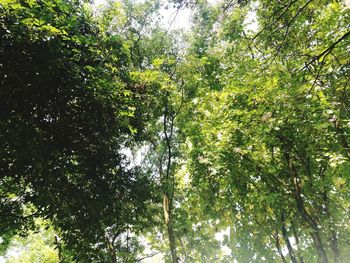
(106, 241), (117, 263)
(283, 150), (329, 263)
(281, 212), (298, 263)
(161, 93), (179, 263)
(322, 192), (340, 263)
(273, 230), (287, 263)
(163, 192), (178, 263)
(292, 175), (328, 263)
(54, 234), (63, 262)
(291, 221), (305, 263)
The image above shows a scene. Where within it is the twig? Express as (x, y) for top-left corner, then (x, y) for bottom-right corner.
(136, 251), (162, 262)
(294, 30), (350, 75)
(250, 0), (299, 42)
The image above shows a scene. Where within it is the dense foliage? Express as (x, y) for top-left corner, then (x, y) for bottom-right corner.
(1, 0), (350, 262)
(0, 0), (152, 261)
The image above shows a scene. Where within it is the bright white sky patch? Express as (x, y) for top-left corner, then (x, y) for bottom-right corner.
(215, 227), (233, 257)
(94, 0), (107, 5)
(92, 0), (193, 30)
(243, 1), (259, 34)
(244, 10), (258, 33)
(160, 5), (192, 31)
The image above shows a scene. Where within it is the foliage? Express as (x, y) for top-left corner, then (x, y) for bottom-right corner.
(1, 0), (350, 262)
(0, 0), (153, 261)
(4, 220), (60, 263)
(177, 0), (350, 262)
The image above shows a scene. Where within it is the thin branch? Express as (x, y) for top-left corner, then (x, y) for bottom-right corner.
(266, 0), (314, 67)
(306, 52), (328, 96)
(250, 0), (299, 42)
(330, 51), (342, 66)
(136, 251), (162, 262)
(295, 30), (350, 75)
(243, 30), (255, 59)
(221, 0), (237, 15)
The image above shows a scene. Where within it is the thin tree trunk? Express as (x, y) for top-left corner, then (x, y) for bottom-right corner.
(281, 212), (298, 263)
(161, 94), (178, 263)
(273, 230), (287, 263)
(163, 192), (178, 263)
(105, 240), (117, 263)
(293, 179), (329, 263)
(283, 149), (329, 263)
(54, 234), (63, 262)
(292, 172), (328, 263)
(329, 230), (340, 263)
(291, 221), (304, 263)
(322, 191), (340, 263)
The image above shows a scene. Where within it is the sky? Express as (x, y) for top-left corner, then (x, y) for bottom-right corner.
(93, 0), (193, 31)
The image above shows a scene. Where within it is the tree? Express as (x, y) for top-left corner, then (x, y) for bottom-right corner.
(4, 220), (61, 263)
(0, 0), (153, 260)
(178, 0), (350, 262)
(1, 0), (350, 262)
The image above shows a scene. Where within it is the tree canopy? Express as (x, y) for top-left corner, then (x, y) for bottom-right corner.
(1, 0), (350, 262)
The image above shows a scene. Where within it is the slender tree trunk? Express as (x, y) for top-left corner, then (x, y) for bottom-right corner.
(329, 230), (340, 263)
(322, 192), (340, 263)
(106, 241), (117, 263)
(273, 230), (287, 263)
(294, 182), (329, 263)
(283, 150), (329, 263)
(161, 94), (178, 263)
(163, 192), (178, 263)
(291, 221), (305, 263)
(160, 161), (178, 263)
(54, 234), (63, 262)
(292, 174), (328, 263)
(281, 212), (298, 263)
(309, 231), (329, 263)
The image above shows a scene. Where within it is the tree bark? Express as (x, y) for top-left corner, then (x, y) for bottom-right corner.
(163, 192), (178, 263)
(106, 240), (117, 263)
(291, 221), (305, 263)
(54, 234), (63, 262)
(322, 191), (340, 263)
(161, 94), (178, 263)
(283, 149), (329, 263)
(281, 212), (298, 263)
(273, 230), (287, 263)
